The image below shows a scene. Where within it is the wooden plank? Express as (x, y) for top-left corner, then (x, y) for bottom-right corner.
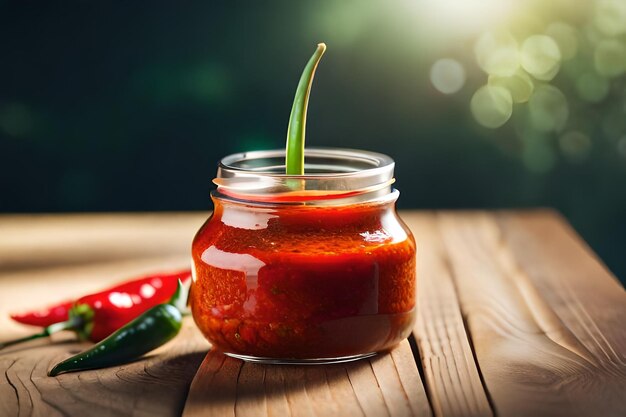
(183, 340), (432, 417)
(498, 211), (626, 366)
(436, 211), (626, 417)
(0, 213), (205, 272)
(1, 302), (209, 417)
(236, 362), (267, 417)
(403, 212), (493, 417)
(498, 211), (626, 411)
(0, 213), (210, 417)
(3, 211), (624, 417)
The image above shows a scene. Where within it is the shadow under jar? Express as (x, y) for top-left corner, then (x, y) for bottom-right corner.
(190, 148), (416, 364)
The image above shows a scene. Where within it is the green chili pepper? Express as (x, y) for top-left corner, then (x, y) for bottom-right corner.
(285, 43), (326, 175)
(48, 280), (186, 376)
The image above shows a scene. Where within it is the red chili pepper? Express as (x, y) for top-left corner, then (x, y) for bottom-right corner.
(2, 270), (191, 349)
(72, 269), (191, 342)
(10, 300), (74, 327)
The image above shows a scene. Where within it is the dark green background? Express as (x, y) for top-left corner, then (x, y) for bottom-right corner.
(1, 1), (624, 281)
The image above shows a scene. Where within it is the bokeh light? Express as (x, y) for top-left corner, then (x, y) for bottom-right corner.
(520, 35), (561, 79)
(545, 22), (578, 61)
(429, 0), (625, 179)
(528, 85), (569, 132)
(474, 31), (520, 76)
(532, 63), (561, 82)
(602, 107), (626, 141)
(488, 70), (534, 103)
(576, 72), (610, 103)
(430, 59), (466, 94)
(593, 39), (626, 78)
(593, 0), (626, 37)
(584, 23), (604, 47)
(559, 130), (592, 162)
(470, 85), (513, 128)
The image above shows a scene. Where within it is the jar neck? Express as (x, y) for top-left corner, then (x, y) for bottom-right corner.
(211, 188), (399, 208)
(213, 148), (396, 207)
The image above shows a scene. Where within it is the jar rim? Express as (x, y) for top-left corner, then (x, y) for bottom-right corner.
(213, 148), (396, 205)
(218, 147), (394, 178)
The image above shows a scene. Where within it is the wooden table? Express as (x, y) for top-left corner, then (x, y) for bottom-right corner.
(0, 211), (624, 417)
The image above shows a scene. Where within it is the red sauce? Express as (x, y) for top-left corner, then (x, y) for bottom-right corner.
(190, 198), (416, 359)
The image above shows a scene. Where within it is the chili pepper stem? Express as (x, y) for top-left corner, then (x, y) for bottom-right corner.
(0, 317), (82, 350)
(285, 43), (326, 176)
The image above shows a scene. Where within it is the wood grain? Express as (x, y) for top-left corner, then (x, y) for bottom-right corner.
(435, 211), (626, 417)
(0, 213), (210, 417)
(403, 213), (493, 417)
(183, 340), (432, 417)
(498, 212), (625, 368)
(0, 213), (204, 272)
(498, 211), (626, 412)
(0, 322), (208, 417)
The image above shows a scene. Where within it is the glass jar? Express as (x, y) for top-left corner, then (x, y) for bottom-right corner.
(190, 148), (416, 364)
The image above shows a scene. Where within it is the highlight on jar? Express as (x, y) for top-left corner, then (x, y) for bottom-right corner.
(189, 43), (417, 364)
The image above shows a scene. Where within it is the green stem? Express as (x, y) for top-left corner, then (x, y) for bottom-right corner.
(0, 318), (81, 350)
(286, 43), (326, 175)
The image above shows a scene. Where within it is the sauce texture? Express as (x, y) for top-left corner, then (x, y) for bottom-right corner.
(190, 199), (416, 359)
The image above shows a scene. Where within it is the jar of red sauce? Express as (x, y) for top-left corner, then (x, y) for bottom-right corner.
(190, 148), (416, 363)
